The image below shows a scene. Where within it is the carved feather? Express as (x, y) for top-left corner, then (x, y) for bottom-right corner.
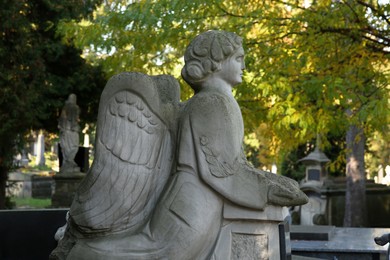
(70, 72), (179, 236)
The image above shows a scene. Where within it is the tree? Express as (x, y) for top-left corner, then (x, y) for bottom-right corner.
(0, 0), (105, 209)
(58, 0), (389, 226)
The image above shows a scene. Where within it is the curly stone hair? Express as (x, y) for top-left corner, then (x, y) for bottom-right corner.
(181, 30), (242, 92)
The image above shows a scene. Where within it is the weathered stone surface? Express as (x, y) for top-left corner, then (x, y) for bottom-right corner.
(292, 227), (390, 259)
(35, 132), (46, 166)
(51, 172), (85, 208)
(232, 233), (268, 260)
(7, 172), (53, 199)
(213, 204), (289, 260)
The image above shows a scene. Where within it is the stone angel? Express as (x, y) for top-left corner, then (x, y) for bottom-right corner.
(52, 31), (307, 260)
(58, 93), (81, 174)
(51, 30), (307, 260)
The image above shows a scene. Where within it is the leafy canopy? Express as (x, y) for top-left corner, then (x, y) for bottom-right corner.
(58, 0), (389, 168)
(0, 0), (105, 172)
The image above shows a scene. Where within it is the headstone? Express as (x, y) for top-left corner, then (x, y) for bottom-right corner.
(20, 149), (29, 166)
(35, 131), (46, 166)
(82, 124), (90, 148)
(7, 172), (32, 198)
(292, 226), (390, 259)
(83, 133), (89, 148)
(50, 30), (308, 260)
(7, 172), (53, 199)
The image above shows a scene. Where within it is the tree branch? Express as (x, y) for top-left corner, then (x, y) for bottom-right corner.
(355, 0), (390, 25)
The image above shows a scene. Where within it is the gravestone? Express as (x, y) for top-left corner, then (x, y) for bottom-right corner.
(7, 172), (53, 199)
(35, 131), (46, 166)
(50, 30), (308, 260)
(20, 149), (29, 166)
(291, 226), (390, 259)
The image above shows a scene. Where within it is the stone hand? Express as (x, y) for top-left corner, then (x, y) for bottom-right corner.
(264, 173), (308, 206)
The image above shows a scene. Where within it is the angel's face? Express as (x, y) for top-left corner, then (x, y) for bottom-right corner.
(219, 47), (246, 87)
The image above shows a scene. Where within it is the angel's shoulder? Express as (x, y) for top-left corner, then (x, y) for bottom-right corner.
(186, 91), (233, 120)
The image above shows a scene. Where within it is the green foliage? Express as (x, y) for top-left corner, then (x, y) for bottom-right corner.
(57, 0), (389, 171)
(0, 0), (105, 208)
(280, 146), (307, 182)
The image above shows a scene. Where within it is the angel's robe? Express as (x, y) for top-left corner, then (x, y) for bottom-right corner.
(145, 87), (271, 258)
(176, 88), (269, 210)
(59, 100), (80, 165)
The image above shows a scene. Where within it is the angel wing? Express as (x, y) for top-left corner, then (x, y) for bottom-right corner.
(69, 72), (180, 236)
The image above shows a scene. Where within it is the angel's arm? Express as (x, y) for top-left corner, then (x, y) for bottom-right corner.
(189, 94), (268, 210)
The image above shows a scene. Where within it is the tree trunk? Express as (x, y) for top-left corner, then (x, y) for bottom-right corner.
(343, 124), (367, 227)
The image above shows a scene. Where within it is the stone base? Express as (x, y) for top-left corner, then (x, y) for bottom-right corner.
(51, 172), (85, 208)
(213, 203), (289, 260)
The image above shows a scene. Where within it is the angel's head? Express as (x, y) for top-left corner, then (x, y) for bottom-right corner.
(67, 93), (77, 104)
(181, 30), (243, 92)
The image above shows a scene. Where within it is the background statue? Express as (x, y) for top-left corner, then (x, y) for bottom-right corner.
(58, 94), (80, 174)
(51, 30), (307, 260)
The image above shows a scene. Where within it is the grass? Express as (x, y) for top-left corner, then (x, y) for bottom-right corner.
(8, 150), (93, 209)
(10, 197), (51, 209)
(9, 152), (56, 209)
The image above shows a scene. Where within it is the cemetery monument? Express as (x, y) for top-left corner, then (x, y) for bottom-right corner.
(58, 93), (81, 174)
(52, 94), (85, 207)
(50, 30), (308, 259)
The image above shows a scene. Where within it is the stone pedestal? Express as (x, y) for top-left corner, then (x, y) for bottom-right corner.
(213, 203), (289, 260)
(58, 145), (90, 173)
(51, 172), (85, 208)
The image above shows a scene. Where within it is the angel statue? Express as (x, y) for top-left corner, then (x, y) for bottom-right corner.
(58, 93), (81, 174)
(50, 30), (308, 260)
